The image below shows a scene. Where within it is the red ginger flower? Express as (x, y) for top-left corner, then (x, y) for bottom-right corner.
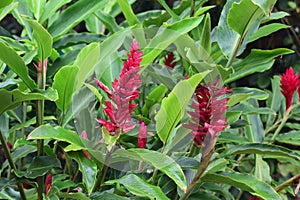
(280, 67), (300, 110)
(183, 81), (230, 145)
(95, 39), (142, 134)
(45, 174), (52, 196)
(164, 52), (176, 69)
(138, 121), (147, 148)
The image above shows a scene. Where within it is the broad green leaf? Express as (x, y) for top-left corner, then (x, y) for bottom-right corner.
(48, 0), (108, 38)
(113, 148), (187, 190)
(276, 131), (300, 145)
(225, 48), (294, 83)
(249, 23), (290, 42)
(0, 88), (58, 115)
(199, 13), (211, 55)
(74, 43), (100, 90)
(22, 155), (61, 178)
(1, 145), (36, 173)
(57, 192), (90, 200)
(52, 66), (79, 114)
(227, 93), (252, 107)
(225, 111), (242, 124)
(39, 0), (72, 24)
(26, 0), (45, 21)
(266, 76), (283, 129)
(0, 41), (36, 90)
(106, 174), (169, 200)
(141, 84), (168, 116)
(28, 124), (85, 149)
(90, 192), (129, 200)
(0, 2), (17, 22)
(53, 33), (103, 49)
(255, 155), (271, 183)
(243, 99), (264, 143)
(230, 102), (275, 115)
(84, 83), (102, 102)
(0, 79), (19, 89)
(141, 17), (204, 68)
(9, 116), (56, 133)
(232, 87), (269, 101)
(164, 126), (191, 154)
(69, 152), (97, 194)
(201, 171), (281, 200)
(0, 0), (12, 9)
(116, 0), (139, 26)
(155, 72), (209, 145)
(252, 0), (277, 16)
(221, 143), (300, 161)
(85, 14), (102, 34)
(25, 18), (53, 61)
(228, 0), (263, 37)
(261, 11), (289, 23)
(218, 131), (249, 144)
(94, 10), (121, 33)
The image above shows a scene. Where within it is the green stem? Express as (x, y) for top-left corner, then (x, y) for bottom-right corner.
(0, 130), (27, 200)
(275, 173), (300, 192)
(225, 36), (242, 68)
(190, 0), (195, 17)
(270, 106), (292, 143)
(157, 0), (179, 20)
(188, 142), (199, 157)
(93, 146), (115, 192)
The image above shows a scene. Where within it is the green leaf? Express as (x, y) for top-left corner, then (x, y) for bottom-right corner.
(106, 174), (169, 200)
(52, 65), (79, 114)
(116, 0), (139, 26)
(84, 83), (102, 102)
(225, 111), (242, 123)
(225, 48), (294, 83)
(227, 93), (252, 107)
(113, 148), (187, 190)
(199, 13), (211, 55)
(39, 0), (72, 23)
(23, 155), (61, 178)
(26, 0), (45, 21)
(0, 2), (17, 21)
(141, 84), (168, 117)
(141, 17), (204, 68)
(155, 72), (209, 144)
(9, 116), (56, 133)
(48, 0), (108, 38)
(57, 192), (90, 200)
(69, 152), (97, 194)
(221, 143), (300, 161)
(255, 155), (271, 183)
(74, 43), (100, 90)
(276, 131), (300, 145)
(249, 23), (290, 42)
(94, 10), (121, 33)
(90, 191), (129, 200)
(0, 88), (58, 115)
(24, 18), (53, 61)
(201, 171), (281, 200)
(0, 41), (36, 90)
(28, 124), (85, 149)
(252, 0), (277, 16)
(228, 0), (263, 37)
(232, 87), (269, 100)
(0, 0), (12, 9)
(53, 33), (103, 49)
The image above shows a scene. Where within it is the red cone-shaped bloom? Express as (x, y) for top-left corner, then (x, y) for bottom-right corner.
(95, 39), (142, 134)
(45, 174), (52, 196)
(138, 121), (147, 148)
(280, 67), (300, 110)
(183, 81), (230, 145)
(164, 52), (176, 69)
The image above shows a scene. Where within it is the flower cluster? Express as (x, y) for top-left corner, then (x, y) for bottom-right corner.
(184, 81), (230, 145)
(164, 52), (176, 69)
(280, 67), (300, 110)
(95, 39), (143, 135)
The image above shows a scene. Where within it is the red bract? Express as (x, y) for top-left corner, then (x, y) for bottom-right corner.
(280, 67), (300, 110)
(80, 131), (91, 159)
(45, 174), (52, 196)
(183, 82), (230, 145)
(95, 39), (142, 135)
(164, 52), (176, 69)
(138, 121), (147, 148)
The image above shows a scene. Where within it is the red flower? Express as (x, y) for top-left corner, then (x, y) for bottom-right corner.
(138, 121), (147, 148)
(95, 39), (142, 135)
(280, 67), (300, 110)
(183, 81), (230, 145)
(81, 131), (91, 159)
(45, 174), (52, 196)
(164, 52), (176, 69)
(249, 196), (261, 200)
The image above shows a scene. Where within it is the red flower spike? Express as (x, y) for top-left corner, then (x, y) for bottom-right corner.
(164, 52), (176, 69)
(95, 39), (143, 134)
(183, 81), (230, 145)
(138, 121), (147, 148)
(280, 67), (300, 110)
(45, 174), (52, 196)
(80, 131), (91, 159)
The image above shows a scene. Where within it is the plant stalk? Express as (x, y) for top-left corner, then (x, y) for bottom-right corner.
(0, 129), (27, 200)
(275, 173), (300, 192)
(270, 106), (292, 143)
(93, 146), (115, 192)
